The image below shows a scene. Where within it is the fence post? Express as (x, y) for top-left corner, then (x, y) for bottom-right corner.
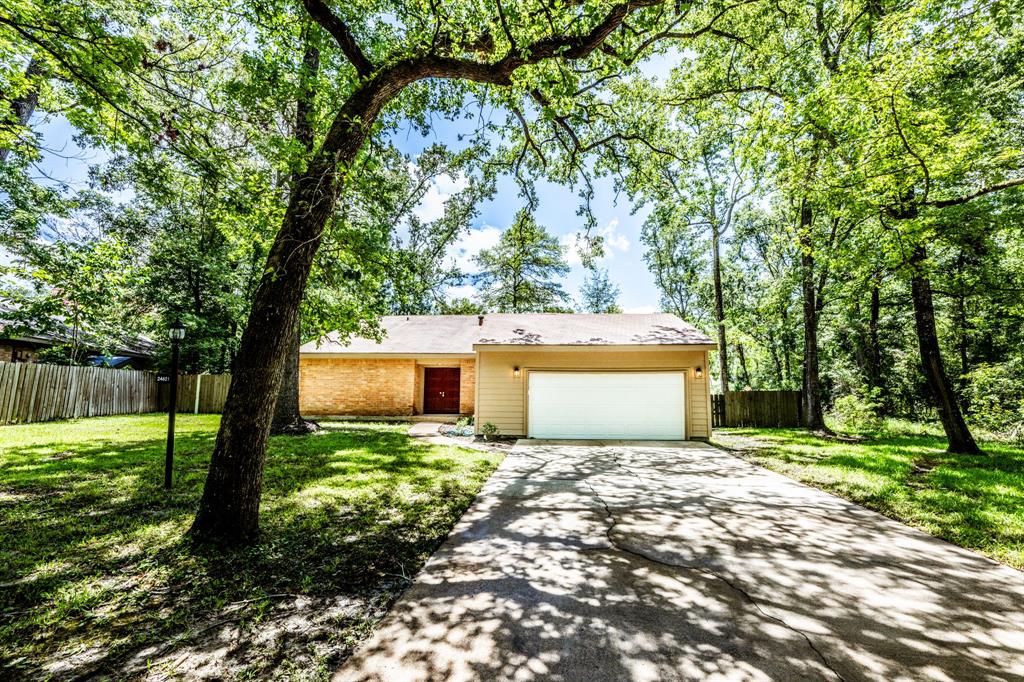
(194, 374), (202, 414)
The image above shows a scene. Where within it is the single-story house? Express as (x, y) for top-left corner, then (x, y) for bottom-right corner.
(300, 313), (715, 440)
(0, 322), (155, 368)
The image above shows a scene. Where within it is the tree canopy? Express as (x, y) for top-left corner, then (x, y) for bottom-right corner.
(2, 0), (1022, 541)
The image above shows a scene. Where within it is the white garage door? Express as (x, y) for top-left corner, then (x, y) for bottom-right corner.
(527, 371), (685, 440)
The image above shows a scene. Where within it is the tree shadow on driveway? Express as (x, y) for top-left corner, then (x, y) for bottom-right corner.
(337, 441), (1024, 681)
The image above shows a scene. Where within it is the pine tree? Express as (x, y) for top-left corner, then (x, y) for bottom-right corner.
(580, 268), (622, 313)
(473, 210), (570, 313)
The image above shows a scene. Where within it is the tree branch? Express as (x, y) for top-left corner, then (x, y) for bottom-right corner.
(927, 177), (1024, 208)
(301, 0), (374, 77)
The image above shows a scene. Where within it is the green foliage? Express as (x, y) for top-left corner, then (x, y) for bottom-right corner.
(615, 0), (1024, 436)
(1, 204), (147, 363)
(580, 267), (622, 313)
(0, 415), (502, 678)
(829, 394), (884, 434)
(438, 298), (485, 315)
(480, 422), (499, 438)
(966, 361), (1024, 442)
(474, 209), (570, 313)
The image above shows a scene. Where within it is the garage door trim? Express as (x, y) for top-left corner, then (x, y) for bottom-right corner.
(524, 368), (688, 440)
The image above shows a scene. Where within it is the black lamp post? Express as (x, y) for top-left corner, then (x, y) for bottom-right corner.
(165, 319), (185, 489)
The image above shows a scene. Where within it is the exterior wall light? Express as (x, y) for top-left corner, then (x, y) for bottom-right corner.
(695, 366), (703, 378)
(513, 366), (521, 378)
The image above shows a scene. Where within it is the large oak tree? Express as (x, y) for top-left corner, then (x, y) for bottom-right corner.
(189, 0), (708, 543)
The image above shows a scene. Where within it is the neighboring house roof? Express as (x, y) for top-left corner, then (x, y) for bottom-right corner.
(0, 307), (156, 358)
(301, 313), (715, 355)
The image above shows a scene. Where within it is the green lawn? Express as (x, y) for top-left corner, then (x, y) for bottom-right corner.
(715, 423), (1024, 569)
(0, 415), (502, 681)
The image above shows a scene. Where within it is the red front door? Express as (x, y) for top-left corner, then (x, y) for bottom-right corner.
(424, 367), (461, 414)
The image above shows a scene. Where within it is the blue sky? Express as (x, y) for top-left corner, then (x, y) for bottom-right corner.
(391, 116), (661, 312)
(28, 96), (665, 314)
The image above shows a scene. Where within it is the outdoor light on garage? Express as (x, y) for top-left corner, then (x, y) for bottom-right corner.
(695, 366), (703, 378)
(513, 366), (521, 378)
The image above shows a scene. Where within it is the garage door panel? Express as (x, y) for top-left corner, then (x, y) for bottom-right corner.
(527, 371), (685, 440)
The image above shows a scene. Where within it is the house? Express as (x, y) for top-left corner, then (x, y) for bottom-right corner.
(0, 310), (156, 368)
(0, 332), (156, 368)
(299, 313), (715, 440)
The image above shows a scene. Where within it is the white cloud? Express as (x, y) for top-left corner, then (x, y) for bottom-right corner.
(560, 218), (630, 265)
(602, 218), (631, 252)
(625, 305), (658, 314)
(414, 187), (447, 223)
(450, 225), (502, 274)
(435, 173), (469, 195)
(445, 284), (479, 300)
(410, 165), (469, 223)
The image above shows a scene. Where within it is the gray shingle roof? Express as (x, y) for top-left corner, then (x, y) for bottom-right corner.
(300, 313), (714, 355)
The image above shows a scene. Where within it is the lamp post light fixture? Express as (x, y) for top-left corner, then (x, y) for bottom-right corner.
(164, 319), (185, 489)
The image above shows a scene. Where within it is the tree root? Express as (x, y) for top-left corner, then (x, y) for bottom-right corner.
(270, 418), (322, 436)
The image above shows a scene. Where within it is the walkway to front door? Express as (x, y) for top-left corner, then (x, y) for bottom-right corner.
(336, 440), (1024, 681)
(423, 367), (460, 414)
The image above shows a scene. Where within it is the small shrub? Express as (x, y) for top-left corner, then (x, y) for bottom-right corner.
(455, 415), (475, 428)
(480, 422), (499, 439)
(829, 393), (884, 433)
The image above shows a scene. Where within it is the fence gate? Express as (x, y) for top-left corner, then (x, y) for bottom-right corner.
(711, 390), (802, 428)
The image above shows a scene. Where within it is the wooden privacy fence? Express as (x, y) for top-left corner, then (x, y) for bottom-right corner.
(158, 373), (231, 414)
(0, 361), (158, 425)
(0, 362), (233, 425)
(711, 390), (802, 428)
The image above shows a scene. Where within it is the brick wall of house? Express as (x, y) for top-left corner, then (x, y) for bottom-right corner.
(299, 357), (416, 415)
(0, 343), (12, 363)
(459, 358), (476, 415)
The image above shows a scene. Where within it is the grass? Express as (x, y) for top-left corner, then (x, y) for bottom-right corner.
(715, 420), (1024, 570)
(0, 414), (503, 681)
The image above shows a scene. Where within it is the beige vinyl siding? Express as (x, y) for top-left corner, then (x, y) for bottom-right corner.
(690, 350), (711, 436)
(476, 348), (711, 439)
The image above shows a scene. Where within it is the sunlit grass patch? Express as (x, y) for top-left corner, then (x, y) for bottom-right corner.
(0, 414), (502, 680)
(717, 422), (1024, 569)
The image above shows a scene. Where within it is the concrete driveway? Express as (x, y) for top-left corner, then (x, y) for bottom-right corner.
(337, 440), (1024, 681)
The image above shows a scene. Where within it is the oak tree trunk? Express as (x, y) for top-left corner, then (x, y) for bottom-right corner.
(798, 200), (827, 430)
(269, 31), (320, 437)
(908, 246), (982, 454)
(736, 342), (751, 388)
(711, 227), (730, 394)
(865, 282), (884, 412)
(270, 319), (318, 435)
(781, 306), (793, 385)
(189, 71), (404, 543)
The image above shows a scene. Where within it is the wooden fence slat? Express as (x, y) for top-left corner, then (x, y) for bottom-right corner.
(711, 390), (802, 428)
(0, 363), (236, 425)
